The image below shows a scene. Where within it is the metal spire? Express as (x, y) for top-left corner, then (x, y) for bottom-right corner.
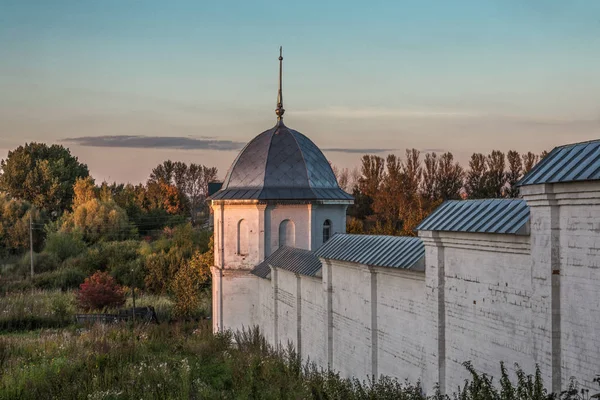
(275, 46), (285, 121)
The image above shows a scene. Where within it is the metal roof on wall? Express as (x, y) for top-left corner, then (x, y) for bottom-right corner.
(251, 246), (322, 279)
(518, 139), (600, 186)
(314, 234), (424, 270)
(416, 199), (530, 235)
(210, 121), (353, 201)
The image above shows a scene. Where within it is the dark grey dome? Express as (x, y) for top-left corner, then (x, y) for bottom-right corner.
(211, 122), (353, 201)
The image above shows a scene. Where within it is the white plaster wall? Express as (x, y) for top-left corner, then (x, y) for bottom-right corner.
(310, 204), (348, 250)
(375, 267), (427, 383)
(330, 261), (373, 378)
(300, 275), (327, 366)
(553, 183), (600, 389)
(276, 269), (299, 349)
(436, 232), (534, 393)
(256, 276), (274, 344)
(269, 205), (311, 255)
(221, 205), (263, 269)
(220, 270), (258, 333)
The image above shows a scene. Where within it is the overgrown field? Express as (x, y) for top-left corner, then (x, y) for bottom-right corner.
(0, 290), (594, 399)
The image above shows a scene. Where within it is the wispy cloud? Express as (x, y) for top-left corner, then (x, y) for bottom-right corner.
(62, 135), (245, 151)
(294, 107), (481, 119)
(322, 147), (393, 154)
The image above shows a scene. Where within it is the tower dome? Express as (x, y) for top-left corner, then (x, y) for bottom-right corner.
(211, 47), (352, 202)
(211, 122), (353, 201)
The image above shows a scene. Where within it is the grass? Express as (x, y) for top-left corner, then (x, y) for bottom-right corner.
(0, 290), (593, 399)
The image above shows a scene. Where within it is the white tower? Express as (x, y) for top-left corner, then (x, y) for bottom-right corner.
(210, 48), (353, 333)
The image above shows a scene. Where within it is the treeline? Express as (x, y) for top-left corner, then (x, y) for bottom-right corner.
(334, 149), (547, 236)
(0, 142), (217, 317)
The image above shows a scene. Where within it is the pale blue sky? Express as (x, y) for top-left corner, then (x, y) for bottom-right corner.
(1, 0), (599, 182)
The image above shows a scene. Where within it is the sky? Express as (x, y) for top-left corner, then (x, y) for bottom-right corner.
(1, 0), (599, 183)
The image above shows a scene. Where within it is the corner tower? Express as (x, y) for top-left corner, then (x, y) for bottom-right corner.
(210, 48), (353, 333)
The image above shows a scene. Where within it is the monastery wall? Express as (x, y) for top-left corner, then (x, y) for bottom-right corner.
(229, 182), (600, 395)
(523, 182), (600, 390)
(422, 231), (534, 393)
(299, 275), (327, 367)
(374, 266), (427, 383)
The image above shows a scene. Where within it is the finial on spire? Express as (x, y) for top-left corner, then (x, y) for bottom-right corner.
(275, 46), (285, 121)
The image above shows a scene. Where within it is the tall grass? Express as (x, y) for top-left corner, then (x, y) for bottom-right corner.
(0, 290), (74, 332)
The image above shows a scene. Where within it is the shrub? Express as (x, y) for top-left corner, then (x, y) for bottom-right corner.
(76, 271), (126, 311)
(19, 251), (59, 274)
(43, 230), (87, 262)
(34, 267), (87, 291)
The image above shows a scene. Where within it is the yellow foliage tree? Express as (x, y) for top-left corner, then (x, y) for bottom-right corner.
(171, 236), (213, 318)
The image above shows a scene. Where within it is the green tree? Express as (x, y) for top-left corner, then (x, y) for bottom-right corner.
(0, 143), (89, 213)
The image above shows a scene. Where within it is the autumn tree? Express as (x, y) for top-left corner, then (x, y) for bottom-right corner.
(60, 198), (134, 243)
(0, 194), (45, 255)
(149, 161), (218, 223)
(76, 271), (126, 311)
(0, 143), (89, 213)
(73, 177), (97, 208)
(171, 237), (213, 318)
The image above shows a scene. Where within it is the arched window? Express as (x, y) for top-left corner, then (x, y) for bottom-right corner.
(237, 219), (249, 255)
(279, 219), (296, 248)
(323, 219), (332, 243)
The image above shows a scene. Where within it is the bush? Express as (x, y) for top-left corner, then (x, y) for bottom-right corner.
(76, 271), (126, 311)
(20, 251), (59, 274)
(43, 230), (87, 262)
(32, 268), (87, 291)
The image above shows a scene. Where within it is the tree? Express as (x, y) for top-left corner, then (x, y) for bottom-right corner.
(76, 271), (126, 311)
(484, 150), (506, 198)
(465, 153), (488, 199)
(435, 152), (464, 200)
(0, 193), (45, 255)
(0, 143), (89, 213)
(373, 154), (403, 234)
(505, 150), (523, 198)
(421, 153), (438, 201)
(171, 237), (213, 318)
(60, 198), (134, 243)
(331, 164), (351, 192)
(358, 155), (385, 199)
(522, 152), (538, 174)
(149, 161), (218, 223)
(73, 177), (97, 208)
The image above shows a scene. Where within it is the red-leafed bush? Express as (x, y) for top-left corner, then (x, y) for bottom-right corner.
(76, 271), (126, 311)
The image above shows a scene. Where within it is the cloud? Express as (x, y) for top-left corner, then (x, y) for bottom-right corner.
(295, 107), (481, 119)
(62, 135), (245, 151)
(322, 148), (393, 154)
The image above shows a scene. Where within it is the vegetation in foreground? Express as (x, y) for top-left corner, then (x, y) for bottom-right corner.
(0, 312), (595, 399)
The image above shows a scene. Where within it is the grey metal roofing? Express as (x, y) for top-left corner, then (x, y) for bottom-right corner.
(251, 246), (322, 279)
(314, 234), (424, 270)
(416, 199), (530, 235)
(210, 121), (353, 201)
(518, 139), (600, 186)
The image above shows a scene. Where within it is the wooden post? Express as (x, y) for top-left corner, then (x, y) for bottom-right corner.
(29, 212), (34, 278)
